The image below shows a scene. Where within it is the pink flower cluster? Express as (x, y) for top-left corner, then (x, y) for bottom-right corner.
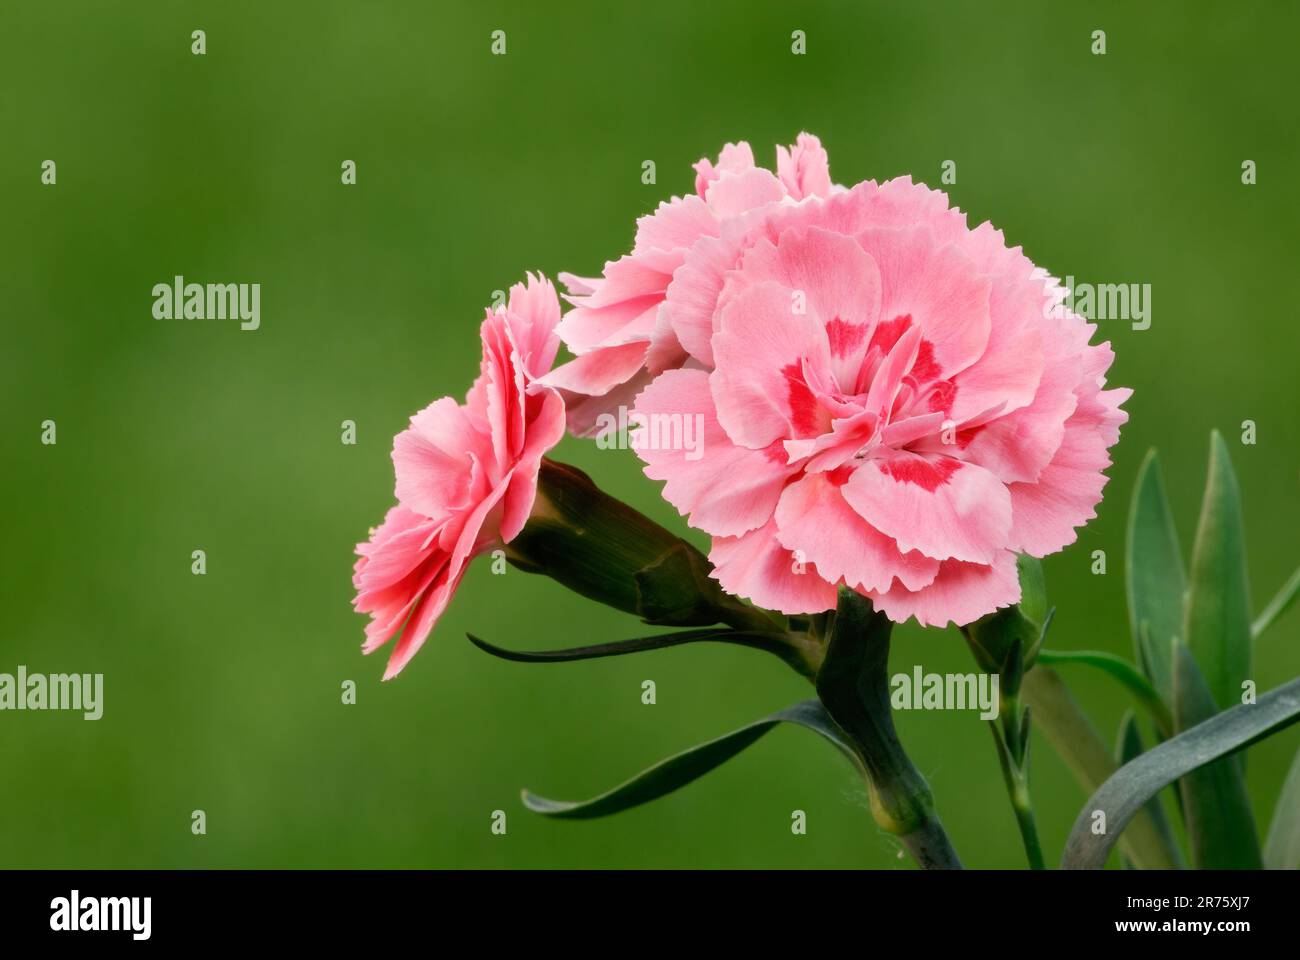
(355, 133), (1130, 677)
(550, 134), (1129, 626)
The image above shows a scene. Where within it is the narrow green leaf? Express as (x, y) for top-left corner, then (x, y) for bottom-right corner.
(467, 628), (786, 664)
(1115, 711), (1182, 870)
(1184, 431), (1252, 710)
(1061, 673), (1300, 869)
(1172, 642), (1260, 868)
(1116, 710), (1143, 764)
(1252, 564), (1300, 641)
(1037, 647), (1173, 737)
(1116, 713), (1141, 871)
(1264, 748), (1300, 869)
(522, 700), (858, 819)
(1022, 667), (1183, 869)
(1126, 450), (1186, 703)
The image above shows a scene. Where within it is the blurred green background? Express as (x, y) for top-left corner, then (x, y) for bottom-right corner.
(2, 1), (1297, 869)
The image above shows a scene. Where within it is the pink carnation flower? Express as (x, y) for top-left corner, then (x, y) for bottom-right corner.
(353, 275), (566, 678)
(632, 166), (1131, 627)
(538, 133), (837, 434)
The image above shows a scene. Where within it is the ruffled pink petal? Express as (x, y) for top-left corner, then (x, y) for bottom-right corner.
(704, 167), (787, 219)
(866, 551), (1021, 628)
(644, 303), (690, 375)
(857, 227), (992, 385)
(352, 506), (439, 607)
(353, 505), (445, 654)
(634, 369), (795, 537)
(479, 310), (535, 471)
(360, 555), (448, 655)
(381, 473), (511, 680)
(558, 272), (599, 297)
(556, 366), (657, 439)
(662, 232), (743, 367)
(786, 408), (878, 473)
(499, 389), (567, 542)
(710, 281), (833, 449)
(693, 141), (756, 197)
(535, 340), (648, 397)
(774, 471), (939, 593)
(842, 452), (1011, 563)
(709, 520), (838, 615)
(776, 133), (833, 201)
(756, 226), (883, 389)
(555, 295), (663, 355)
(953, 301), (1084, 484)
(578, 255), (673, 310)
(945, 223), (1047, 420)
(633, 194), (719, 257)
(1007, 382), (1130, 556)
(392, 397), (491, 520)
(504, 272), (562, 381)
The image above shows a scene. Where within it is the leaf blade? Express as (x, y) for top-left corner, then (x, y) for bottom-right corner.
(1116, 713), (1145, 870)
(1184, 431), (1252, 710)
(1114, 710), (1182, 871)
(1059, 673), (1299, 870)
(1172, 642), (1261, 868)
(1252, 564), (1300, 640)
(1264, 747), (1300, 869)
(522, 700), (858, 819)
(1126, 450), (1186, 703)
(1038, 647), (1173, 736)
(467, 628), (782, 664)
(1022, 667), (1183, 869)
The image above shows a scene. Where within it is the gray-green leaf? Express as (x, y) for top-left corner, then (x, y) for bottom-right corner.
(1038, 647), (1173, 737)
(1115, 710), (1181, 870)
(1126, 450), (1186, 703)
(1173, 641), (1261, 868)
(1252, 564), (1300, 641)
(1184, 431), (1252, 710)
(1061, 673), (1300, 869)
(1264, 748), (1300, 869)
(522, 699), (859, 819)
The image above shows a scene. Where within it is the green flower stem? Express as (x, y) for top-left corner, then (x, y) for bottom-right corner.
(962, 607), (1046, 869)
(1021, 666), (1184, 869)
(987, 706), (1046, 870)
(816, 589), (962, 869)
(1009, 778), (1046, 870)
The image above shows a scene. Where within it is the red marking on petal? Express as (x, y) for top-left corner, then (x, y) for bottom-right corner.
(926, 379), (958, 415)
(782, 362), (822, 438)
(826, 465), (854, 487)
(868, 314), (913, 353)
(911, 339), (941, 382)
(826, 315), (868, 357)
(878, 457), (961, 492)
